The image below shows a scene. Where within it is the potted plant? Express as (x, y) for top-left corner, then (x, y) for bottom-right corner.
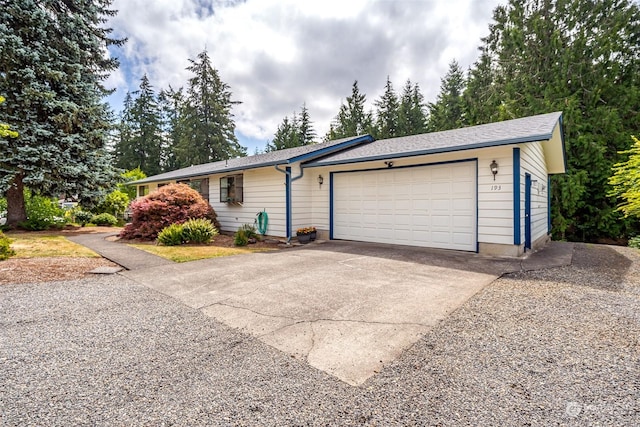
(296, 226), (316, 244)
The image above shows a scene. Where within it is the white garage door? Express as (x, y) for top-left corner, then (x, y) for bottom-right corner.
(332, 161), (477, 251)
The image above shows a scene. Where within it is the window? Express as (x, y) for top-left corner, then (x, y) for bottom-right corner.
(220, 174), (243, 203)
(138, 185), (149, 197)
(177, 178), (210, 202)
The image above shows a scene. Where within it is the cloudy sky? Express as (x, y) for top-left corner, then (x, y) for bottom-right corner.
(106, 0), (503, 153)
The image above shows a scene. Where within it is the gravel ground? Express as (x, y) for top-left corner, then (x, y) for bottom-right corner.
(1, 243), (638, 426)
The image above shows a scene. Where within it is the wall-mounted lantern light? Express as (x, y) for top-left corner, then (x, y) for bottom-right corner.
(490, 160), (499, 181)
(318, 174), (324, 187)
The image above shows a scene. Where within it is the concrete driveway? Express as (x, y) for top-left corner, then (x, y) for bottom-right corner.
(120, 241), (571, 385)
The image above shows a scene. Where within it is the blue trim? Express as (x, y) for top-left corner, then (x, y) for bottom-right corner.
(329, 172), (334, 240)
(548, 175), (552, 234)
(330, 158), (478, 251)
(513, 148), (521, 246)
(305, 134), (554, 168)
(475, 160), (479, 253)
(525, 173), (532, 250)
(289, 135), (373, 163)
(285, 167), (291, 240)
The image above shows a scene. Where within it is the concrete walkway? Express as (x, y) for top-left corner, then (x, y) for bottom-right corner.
(68, 233), (173, 270)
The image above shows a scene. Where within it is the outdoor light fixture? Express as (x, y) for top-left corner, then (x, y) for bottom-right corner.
(318, 174), (324, 187)
(385, 161), (394, 168)
(490, 160), (499, 180)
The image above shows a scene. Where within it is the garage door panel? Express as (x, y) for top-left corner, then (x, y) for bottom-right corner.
(333, 162), (477, 251)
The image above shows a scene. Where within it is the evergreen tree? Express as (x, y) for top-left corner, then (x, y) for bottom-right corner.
(158, 86), (185, 172)
(374, 76), (400, 139)
(175, 50), (246, 167)
(0, 0), (123, 227)
(466, 0), (640, 241)
(398, 79), (428, 137)
(128, 75), (163, 175)
(114, 92), (135, 171)
(327, 81), (374, 140)
(266, 103), (317, 152)
(0, 96), (18, 139)
(267, 115), (299, 152)
(298, 103), (316, 146)
(427, 60), (467, 132)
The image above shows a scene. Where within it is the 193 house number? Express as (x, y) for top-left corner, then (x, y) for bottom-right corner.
(490, 185), (502, 191)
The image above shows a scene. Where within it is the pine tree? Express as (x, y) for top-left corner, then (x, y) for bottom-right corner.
(128, 75), (163, 175)
(158, 86), (185, 172)
(114, 92), (135, 171)
(465, 0), (640, 241)
(0, 0), (124, 227)
(266, 103), (317, 152)
(327, 81), (374, 140)
(374, 76), (400, 139)
(175, 50), (246, 167)
(398, 79), (428, 137)
(266, 115), (299, 152)
(427, 60), (467, 132)
(297, 103), (316, 146)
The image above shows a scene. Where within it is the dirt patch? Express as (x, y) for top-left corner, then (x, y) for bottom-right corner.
(1, 227), (285, 285)
(0, 257), (120, 285)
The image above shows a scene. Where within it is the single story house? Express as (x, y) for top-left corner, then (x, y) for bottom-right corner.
(131, 111), (566, 257)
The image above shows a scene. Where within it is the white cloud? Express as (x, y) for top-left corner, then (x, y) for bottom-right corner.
(107, 0), (502, 151)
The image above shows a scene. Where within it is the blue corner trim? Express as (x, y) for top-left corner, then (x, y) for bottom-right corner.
(285, 167), (291, 240)
(329, 172), (334, 240)
(513, 147), (521, 246)
(548, 175), (552, 234)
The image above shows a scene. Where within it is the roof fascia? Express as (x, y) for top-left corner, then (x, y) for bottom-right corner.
(129, 136), (373, 185)
(305, 133), (554, 168)
(288, 135), (374, 164)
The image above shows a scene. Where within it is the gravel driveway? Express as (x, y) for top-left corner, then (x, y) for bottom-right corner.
(1, 243), (638, 425)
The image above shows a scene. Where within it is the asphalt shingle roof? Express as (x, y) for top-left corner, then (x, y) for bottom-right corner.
(132, 135), (372, 184)
(307, 112), (563, 167)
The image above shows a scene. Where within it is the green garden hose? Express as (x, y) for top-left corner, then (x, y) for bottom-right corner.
(256, 210), (268, 235)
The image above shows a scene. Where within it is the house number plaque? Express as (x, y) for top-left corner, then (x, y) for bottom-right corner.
(490, 185), (502, 191)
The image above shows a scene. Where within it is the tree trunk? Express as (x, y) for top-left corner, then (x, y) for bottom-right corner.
(6, 173), (26, 228)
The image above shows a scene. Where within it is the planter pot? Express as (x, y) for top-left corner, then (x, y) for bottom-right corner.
(297, 233), (311, 244)
(310, 231), (317, 241)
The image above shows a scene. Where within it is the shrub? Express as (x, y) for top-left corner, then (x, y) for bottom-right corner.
(234, 228), (248, 246)
(157, 223), (185, 246)
(239, 223), (258, 240)
(95, 190), (130, 218)
(120, 183), (220, 240)
(91, 213), (118, 226)
(0, 231), (15, 261)
(182, 218), (218, 244)
(74, 210), (94, 226)
(629, 236), (640, 249)
(21, 192), (66, 231)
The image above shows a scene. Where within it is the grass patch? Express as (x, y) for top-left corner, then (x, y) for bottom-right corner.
(8, 235), (99, 258)
(129, 244), (273, 263)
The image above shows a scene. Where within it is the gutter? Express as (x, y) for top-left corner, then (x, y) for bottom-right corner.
(274, 164), (305, 243)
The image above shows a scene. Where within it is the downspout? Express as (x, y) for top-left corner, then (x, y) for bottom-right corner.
(274, 164), (305, 243)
